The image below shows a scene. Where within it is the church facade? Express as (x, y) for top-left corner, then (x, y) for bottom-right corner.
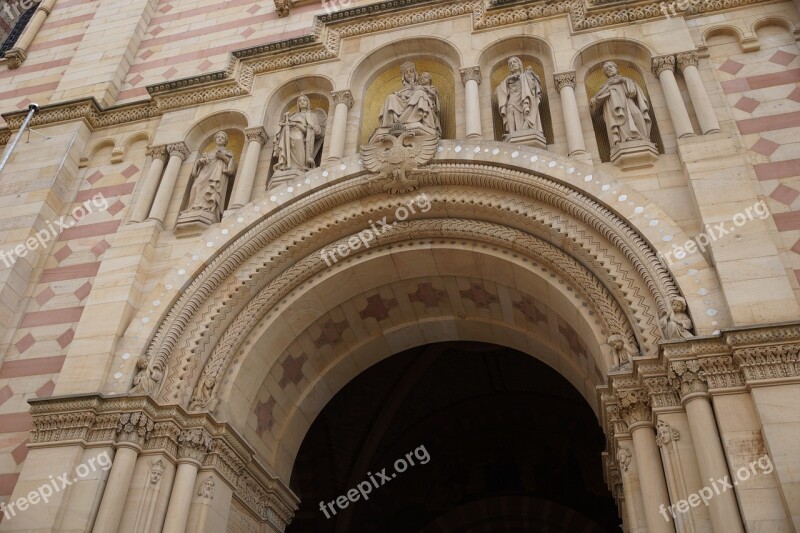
(0, 0), (799, 531)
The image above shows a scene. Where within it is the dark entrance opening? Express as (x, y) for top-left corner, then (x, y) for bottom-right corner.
(286, 342), (621, 532)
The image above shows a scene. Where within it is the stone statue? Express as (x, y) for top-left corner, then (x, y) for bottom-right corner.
(616, 446), (632, 472)
(376, 62), (441, 138)
(273, 94), (327, 173)
(656, 420), (680, 447)
(130, 357), (164, 395)
(149, 459), (165, 485)
(607, 333), (637, 368)
(659, 297), (694, 340)
(189, 374), (216, 411)
(591, 61), (652, 147)
(181, 131), (236, 225)
(496, 56), (544, 146)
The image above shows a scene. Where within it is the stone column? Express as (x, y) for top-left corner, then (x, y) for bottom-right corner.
(93, 412), (154, 533)
(676, 51), (721, 135)
(616, 442), (648, 533)
(618, 388), (674, 533)
(3, 0), (56, 69)
(553, 72), (587, 156)
(652, 55), (694, 139)
(671, 360), (745, 533)
(229, 127), (267, 210)
(131, 145), (168, 223)
(460, 66), (483, 139)
(162, 428), (213, 533)
(327, 90), (354, 161)
(147, 142), (190, 224)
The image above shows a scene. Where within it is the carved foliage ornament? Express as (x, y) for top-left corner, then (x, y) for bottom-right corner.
(669, 359), (708, 399)
(177, 427), (213, 462)
(116, 411), (155, 446)
(734, 343), (800, 382)
(616, 388), (652, 426)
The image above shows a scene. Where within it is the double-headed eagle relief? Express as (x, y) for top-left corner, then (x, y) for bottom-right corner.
(361, 62), (441, 193)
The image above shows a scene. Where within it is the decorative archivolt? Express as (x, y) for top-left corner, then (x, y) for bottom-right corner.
(129, 156), (686, 407)
(0, 0), (775, 134)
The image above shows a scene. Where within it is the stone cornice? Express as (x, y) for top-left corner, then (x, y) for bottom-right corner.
(0, 0), (775, 138)
(26, 394), (298, 524)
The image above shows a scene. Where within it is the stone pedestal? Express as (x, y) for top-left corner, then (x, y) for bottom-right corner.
(502, 129), (546, 149)
(269, 168), (305, 191)
(610, 140), (658, 170)
(175, 209), (217, 237)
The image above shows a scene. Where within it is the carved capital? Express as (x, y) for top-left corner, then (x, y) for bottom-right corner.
(331, 90), (354, 109)
(651, 55), (676, 77)
(734, 343), (800, 383)
(616, 388), (652, 427)
(4, 48), (27, 70)
(643, 376), (681, 408)
(274, 0), (291, 17)
(553, 71), (577, 91)
(177, 427), (213, 462)
(146, 144), (169, 161)
(698, 355), (745, 389)
(116, 411), (155, 447)
(459, 66), (482, 85)
(676, 51), (699, 71)
(669, 359), (708, 400)
(167, 142), (190, 160)
(244, 126), (268, 146)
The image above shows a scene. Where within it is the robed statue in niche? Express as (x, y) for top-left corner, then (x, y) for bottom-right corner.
(273, 94), (327, 173)
(496, 56), (545, 145)
(375, 62), (441, 139)
(591, 61), (653, 146)
(178, 131), (236, 227)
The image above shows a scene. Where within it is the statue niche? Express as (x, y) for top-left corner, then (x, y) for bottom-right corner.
(360, 62), (441, 194)
(270, 94), (327, 188)
(176, 131), (237, 230)
(590, 61), (658, 169)
(495, 56), (546, 148)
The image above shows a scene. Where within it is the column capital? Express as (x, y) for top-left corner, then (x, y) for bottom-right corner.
(4, 48), (27, 70)
(244, 126), (268, 146)
(643, 375), (681, 408)
(459, 66), (482, 85)
(616, 387), (652, 428)
(669, 359), (709, 402)
(676, 50), (699, 71)
(651, 54), (676, 76)
(116, 411), (154, 447)
(177, 427), (213, 463)
(167, 142), (191, 160)
(331, 89), (354, 109)
(146, 144), (169, 161)
(553, 71), (577, 91)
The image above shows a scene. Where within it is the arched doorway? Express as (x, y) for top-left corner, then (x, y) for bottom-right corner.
(288, 342), (620, 532)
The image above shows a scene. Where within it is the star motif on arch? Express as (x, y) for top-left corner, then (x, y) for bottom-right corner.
(513, 295), (548, 325)
(278, 352), (308, 388)
(314, 318), (349, 348)
(255, 398), (276, 435)
(460, 282), (498, 309)
(359, 293), (399, 321)
(408, 282), (448, 309)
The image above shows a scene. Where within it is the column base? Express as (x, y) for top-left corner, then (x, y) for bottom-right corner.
(175, 209), (218, 237)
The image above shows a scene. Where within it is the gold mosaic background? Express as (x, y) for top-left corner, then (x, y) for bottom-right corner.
(358, 59), (456, 146)
(585, 60), (664, 162)
(490, 57), (554, 144)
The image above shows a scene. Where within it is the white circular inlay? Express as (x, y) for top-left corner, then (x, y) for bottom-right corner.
(114, 372), (122, 379)
(122, 353), (131, 360)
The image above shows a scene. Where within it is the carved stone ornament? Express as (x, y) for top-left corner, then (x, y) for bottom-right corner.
(459, 66), (482, 85)
(177, 427), (213, 462)
(244, 126), (268, 146)
(655, 419), (680, 447)
(198, 477), (216, 500)
(660, 296), (694, 340)
(651, 55), (676, 77)
(146, 145), (169, 161)
(607, 333), (638, 370)
(553, 71), (576, 92)
(616, 388), (652, 427)
(130, 357), (164, 395)
(675, 51), (699, 71)
(361, 62), (441, 194)
(669, 359), (708, 399)
(116, 411), (155, 446)
(734, 343), (800, 383)
(495, 56), (545, 148)
(616, 446), (632, 472)
(331, 90), (354, 109)
(150, 459), (166, 484)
